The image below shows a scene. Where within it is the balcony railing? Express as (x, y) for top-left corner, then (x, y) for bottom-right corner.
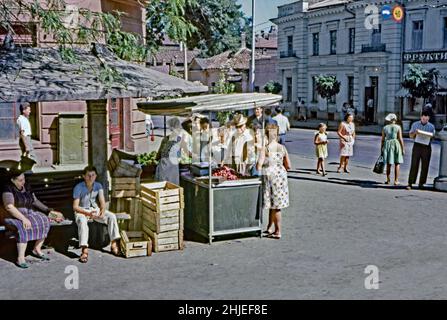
(280, 50), (297, 58)
(361, 43), (386, 53)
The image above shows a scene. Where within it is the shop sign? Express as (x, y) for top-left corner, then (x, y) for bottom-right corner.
(403, 51), (447, 64)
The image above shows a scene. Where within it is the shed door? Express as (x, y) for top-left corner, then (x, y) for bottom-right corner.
(59, 115), (84, 165)
(108, 98), (123, 149)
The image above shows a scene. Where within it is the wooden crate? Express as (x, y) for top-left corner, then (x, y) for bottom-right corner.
(120, 230), (152, 258)
(111, 177), (140, 198)
(140, 181), (184, 213)
(141, 206), (183, 234)
(109, 197), (143, 232)
(108, 149), (142, 178)
(143, 227), (184, 253)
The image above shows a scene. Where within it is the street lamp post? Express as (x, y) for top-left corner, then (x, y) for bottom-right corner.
(434, 126), (447, 191)
(250, 0), (255, 93)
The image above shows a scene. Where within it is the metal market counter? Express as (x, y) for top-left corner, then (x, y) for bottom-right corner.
(180, 174), (262, 243)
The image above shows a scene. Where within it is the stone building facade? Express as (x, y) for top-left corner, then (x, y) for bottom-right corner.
(272, 0), (447, 127)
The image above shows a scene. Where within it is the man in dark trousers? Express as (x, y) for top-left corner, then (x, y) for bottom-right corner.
(406, 111), (436, 190)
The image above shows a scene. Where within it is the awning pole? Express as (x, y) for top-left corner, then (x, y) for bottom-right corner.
(164, 116), (167, 137)
(208, 111), (214, 244)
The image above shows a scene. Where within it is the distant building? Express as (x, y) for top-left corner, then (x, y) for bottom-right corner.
(188, 27), (279, 93)
(271, 0), (447, 127)
(147, 37), (201, 76)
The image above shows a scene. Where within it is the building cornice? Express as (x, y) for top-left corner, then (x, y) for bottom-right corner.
(271, 14), (305, 25)
(347, 0), (397, 10)
(306, 5), (349, 18)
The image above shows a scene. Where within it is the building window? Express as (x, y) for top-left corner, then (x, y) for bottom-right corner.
(0, 102), (19, 141)
(372, 24), (381, 46)
(286, 77), (292, 102)
(287, 35), (293, 56)
(444, 18), (447, 48)
(312, 77), (318, 103)
(412, 20), (423, 50)
(349, 28), (355, 53)
(348, 76), (354, 103)
(330, 30), (337, 54)
(312, 33), (319, 56)
(0, 102), (38, 141)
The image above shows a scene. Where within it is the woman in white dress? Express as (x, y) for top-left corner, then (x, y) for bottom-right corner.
(337, 113), (356, 173)
(257, 124), (290, 239)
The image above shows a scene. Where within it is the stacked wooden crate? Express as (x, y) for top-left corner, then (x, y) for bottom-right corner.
(107, 149), (142, 178)
(140, 181), (184, 253)
(109, 196), (143, 232)
(108, 149), (143, 231)
(111, 177), (140, 198)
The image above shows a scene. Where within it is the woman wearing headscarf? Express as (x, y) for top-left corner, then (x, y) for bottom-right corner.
(381, 113), (405, 185)
(155, 117), (183, 185)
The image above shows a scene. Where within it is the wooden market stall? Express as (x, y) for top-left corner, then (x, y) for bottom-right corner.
(137, 93), (282, 244)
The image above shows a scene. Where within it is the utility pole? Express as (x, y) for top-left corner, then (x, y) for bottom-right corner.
(250, 0), (256, 92)
(181, 41), (188, 81)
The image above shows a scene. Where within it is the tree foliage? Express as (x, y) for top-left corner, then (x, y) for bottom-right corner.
(146, 0), (246, 57)
(215, 70), (235, 126)
(1, 0), (148, 88)
(263, 81), (282, 94)
(402, 64), (439, 100)
(145, 0), (198, 54)
(315, 75), (341, 100)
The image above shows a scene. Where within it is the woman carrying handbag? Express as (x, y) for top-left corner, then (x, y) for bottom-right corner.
(380, 113), (405, 185)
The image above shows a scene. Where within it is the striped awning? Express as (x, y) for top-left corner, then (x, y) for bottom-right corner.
(137, 93), (283, 115)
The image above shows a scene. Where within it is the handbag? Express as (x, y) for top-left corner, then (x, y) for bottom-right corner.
(373, 153), (385, 174)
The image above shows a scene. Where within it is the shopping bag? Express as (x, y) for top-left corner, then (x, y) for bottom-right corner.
(373, 154), (385, 174)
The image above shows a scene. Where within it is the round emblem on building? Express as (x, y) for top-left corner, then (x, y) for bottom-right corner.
(381, 5), (392, 20)
(392, 5), (404, 22)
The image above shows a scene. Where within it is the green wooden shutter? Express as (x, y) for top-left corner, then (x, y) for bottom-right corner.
(58, 113), (85, 165)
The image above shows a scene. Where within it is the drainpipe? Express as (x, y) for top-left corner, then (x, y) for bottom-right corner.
(400, 1), (407, 120)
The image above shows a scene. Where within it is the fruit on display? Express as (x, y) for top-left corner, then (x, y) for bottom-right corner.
(137, 151), (158, 166)
(212, 166), (238, 180)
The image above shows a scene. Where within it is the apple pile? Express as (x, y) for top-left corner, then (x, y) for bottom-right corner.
(212, 166), (238, 180)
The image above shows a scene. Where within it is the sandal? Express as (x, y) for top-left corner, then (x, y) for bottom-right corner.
(15, 261), (29, 269)
(31, 250), (50, 261)
(79, 252), (88, 263)
(262, 230), (273, 236)
(267, 234), (282, 239)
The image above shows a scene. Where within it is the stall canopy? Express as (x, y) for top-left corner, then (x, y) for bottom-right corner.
(136, 93), (283, 115)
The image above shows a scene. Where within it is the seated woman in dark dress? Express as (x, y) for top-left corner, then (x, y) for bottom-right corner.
(1, 172), (64, 268)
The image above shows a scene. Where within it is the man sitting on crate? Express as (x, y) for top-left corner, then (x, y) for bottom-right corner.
(73, 166), (121, 263)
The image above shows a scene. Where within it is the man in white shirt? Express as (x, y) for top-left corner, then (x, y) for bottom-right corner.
(273, 107), (290, 145)
(16, 103), (36, 160)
